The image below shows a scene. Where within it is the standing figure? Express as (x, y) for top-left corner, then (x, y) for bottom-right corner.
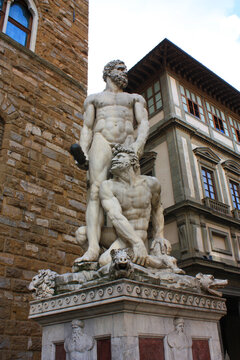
(64, 320), (95, 360)
(166, 318), (192, 360)
(78, 60), (149, 262)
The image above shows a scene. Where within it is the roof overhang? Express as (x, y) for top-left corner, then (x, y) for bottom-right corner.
(127, 38), (240, 116)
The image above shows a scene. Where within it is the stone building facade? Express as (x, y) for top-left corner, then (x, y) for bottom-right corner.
(0, 1), (88, 359)
(127, 38), (240, 360)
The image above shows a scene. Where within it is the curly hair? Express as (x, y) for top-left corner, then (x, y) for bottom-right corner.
(103, 60), (126, 82)
(112, 144), (139, 171)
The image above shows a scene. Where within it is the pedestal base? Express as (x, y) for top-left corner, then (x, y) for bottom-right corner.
(29, 279), (226, 360)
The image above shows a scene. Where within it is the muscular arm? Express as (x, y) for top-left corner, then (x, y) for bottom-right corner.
(132, 94), (149, 157)
(149, 177), (164, 239)
(148, 176), (172, 255)
(79, 95), (95, 160)
(99, 181), (148, 264)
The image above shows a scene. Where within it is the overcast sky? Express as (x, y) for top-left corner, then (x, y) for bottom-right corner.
(88, 0), (240, 94)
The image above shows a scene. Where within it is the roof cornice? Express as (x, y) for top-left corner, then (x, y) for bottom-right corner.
(127, 38), (240, 116)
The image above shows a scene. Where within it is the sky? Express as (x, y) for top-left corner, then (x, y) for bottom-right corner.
(88, 0), (240, 94)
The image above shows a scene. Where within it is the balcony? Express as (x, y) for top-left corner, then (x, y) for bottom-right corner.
(232, 208), (240, 220)
(203, 197), (230, 215)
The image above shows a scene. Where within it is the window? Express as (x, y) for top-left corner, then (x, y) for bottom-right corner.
(229, 180), (240, 210)
(205, 102), (229, 136)
(180, 85), (205, 122)
(201, 167), (217, 200)
(142, 80), (162, 116)
(140, 151), (157, 176)
(0, 0), (38, 50)
(0, 0), (6, 28)
(6, 1), (32, 47)
(229, 116), (240, 143)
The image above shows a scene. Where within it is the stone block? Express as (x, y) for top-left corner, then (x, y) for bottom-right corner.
(0, 336), (10, 350)
(5, 267), (22, 279)
(4, 239), (24, 256)
(0, 277), (11, 290)
(11, 279), (29, 292)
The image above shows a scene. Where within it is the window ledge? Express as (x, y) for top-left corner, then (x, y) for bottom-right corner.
(148, 107), (163, 120)
(185, 111), (205, 123)
(203, 197), (230, 215)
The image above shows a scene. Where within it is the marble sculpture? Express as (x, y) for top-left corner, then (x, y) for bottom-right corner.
(76, 59), (149, 263)
(29, 60), (228, 299)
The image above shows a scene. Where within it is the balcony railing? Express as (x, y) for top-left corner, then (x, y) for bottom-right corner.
(203, 197), (230, 215)
(232, 208), (240, 219)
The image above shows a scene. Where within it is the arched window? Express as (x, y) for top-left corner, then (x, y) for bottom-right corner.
(0, 0), (38, 51)
(6, 1), (32, 47)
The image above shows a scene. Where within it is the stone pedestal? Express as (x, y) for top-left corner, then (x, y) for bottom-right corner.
(29, 279), (226, 360)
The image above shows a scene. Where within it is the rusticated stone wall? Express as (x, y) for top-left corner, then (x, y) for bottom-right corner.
(0, 0), (88, 356)
(35, 0), (88, 84)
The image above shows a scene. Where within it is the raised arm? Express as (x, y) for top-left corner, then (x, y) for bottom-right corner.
(132, 94), (149, 157)
(99, 181), (148, 265)
(79, 94), (95, 160)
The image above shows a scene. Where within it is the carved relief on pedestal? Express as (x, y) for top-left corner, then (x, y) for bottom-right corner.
(64, 320), (95, 360)
(165, 318), (192, 360)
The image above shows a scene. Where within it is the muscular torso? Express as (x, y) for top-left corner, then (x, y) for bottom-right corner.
(111, 177), (152, 241)
(92, 91), (137, 145)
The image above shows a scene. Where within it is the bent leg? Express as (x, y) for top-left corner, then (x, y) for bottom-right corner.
(79, 134), (112, 262)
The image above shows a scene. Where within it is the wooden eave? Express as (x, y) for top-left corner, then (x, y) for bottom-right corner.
(127, 38), (240, 116)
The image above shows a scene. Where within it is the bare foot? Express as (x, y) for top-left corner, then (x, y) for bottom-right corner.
(74, 247), (100, 263)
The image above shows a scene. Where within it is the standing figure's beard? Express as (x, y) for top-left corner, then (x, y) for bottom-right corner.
(110, 73), (128, 89)
(110, 160), (131, 175)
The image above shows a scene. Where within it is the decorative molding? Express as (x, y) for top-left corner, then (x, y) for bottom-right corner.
(25, 0), (39, 51)
(140, 151), (157, 175)
(203, 197), (230, 216)
(29, 279), (227, 319)
(208, 227), (232, 256)
(222, 160), (240, 176)
(193, 147), (221, 164)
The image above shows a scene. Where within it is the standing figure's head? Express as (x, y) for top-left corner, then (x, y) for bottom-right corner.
(103, 60), (128, 89)
(173, 318), (184, 333)
(71, 319), (84, 333)
(111, 144), (139, 174)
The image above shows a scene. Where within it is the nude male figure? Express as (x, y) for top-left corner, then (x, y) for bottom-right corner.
(79, 60), (149, 262)
(98, 145), (174, 267)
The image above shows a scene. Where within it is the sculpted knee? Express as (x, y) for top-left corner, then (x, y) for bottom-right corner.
(90, 183), (100, 201)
